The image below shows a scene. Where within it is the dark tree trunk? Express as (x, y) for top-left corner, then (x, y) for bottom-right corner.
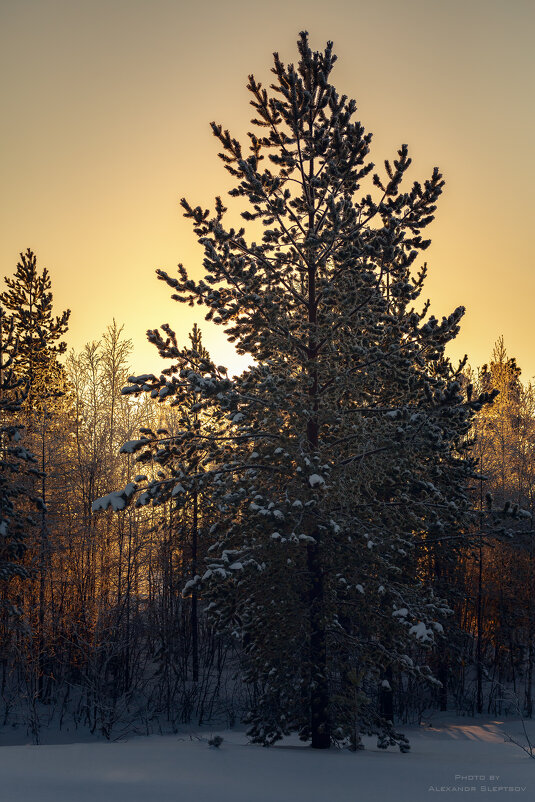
(307, 540), (330, 749)
(380, 666), (394, 722)
(476, 470), (485, 715)
(438, 657), (448, 712)
(191, 489), (199, 683)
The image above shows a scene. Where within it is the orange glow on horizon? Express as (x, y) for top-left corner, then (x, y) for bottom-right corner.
(1, 0), (533, 379)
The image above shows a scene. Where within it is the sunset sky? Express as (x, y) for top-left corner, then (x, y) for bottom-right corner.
(1, 0), (533, 378)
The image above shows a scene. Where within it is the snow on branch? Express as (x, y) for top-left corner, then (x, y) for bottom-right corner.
(92, 483), (137, 513)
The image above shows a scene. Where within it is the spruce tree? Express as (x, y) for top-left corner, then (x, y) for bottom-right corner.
(1, 248), (71, 696)
(1, 248), (70, 413)
(0, 307), (38, 605)
(98, 33), (492, 749)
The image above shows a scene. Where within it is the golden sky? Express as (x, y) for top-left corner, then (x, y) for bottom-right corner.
(1, 0), (534, 378)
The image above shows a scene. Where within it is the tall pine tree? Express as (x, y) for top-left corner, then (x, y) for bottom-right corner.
(98, 33), (492, 749)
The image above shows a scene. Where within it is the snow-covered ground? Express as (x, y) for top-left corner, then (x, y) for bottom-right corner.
(1, 716), (533, 801)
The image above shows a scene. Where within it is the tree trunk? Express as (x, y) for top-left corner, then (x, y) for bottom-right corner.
(476, 540), (483, 714)
(380, 666), (394, 722)
(307, 540), (330, 749)
(191, 489), (199, 683)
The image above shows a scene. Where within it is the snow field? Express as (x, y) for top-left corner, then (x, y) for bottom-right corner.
(0, 717), (533, 802)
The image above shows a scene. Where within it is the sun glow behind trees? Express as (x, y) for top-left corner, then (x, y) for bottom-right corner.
(2, 0), (535, 762)
(1, 0), (533, 377)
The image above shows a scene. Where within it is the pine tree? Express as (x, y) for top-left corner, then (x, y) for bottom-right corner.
(99, 33), (492, 749)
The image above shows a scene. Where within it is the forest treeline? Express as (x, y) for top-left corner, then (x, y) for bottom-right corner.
(1, 249), (533, 745)
(2, 35), (534, 749)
